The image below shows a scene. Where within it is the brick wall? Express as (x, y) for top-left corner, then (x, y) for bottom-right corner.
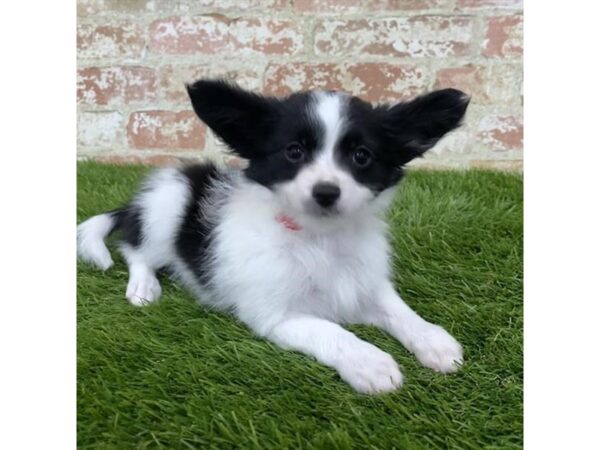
(77, 0), (523, 170)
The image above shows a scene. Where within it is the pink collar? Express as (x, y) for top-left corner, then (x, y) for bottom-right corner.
(276, 213), (302, 231)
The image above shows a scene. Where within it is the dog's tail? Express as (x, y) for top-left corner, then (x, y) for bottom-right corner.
(77, 211), (120, 271)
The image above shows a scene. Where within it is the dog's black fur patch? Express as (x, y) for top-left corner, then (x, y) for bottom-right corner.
(187, 80), (469, 195)
(187, 80), (326, 188)
(336, 89), (470, 193)
(175, 163), (222, 284)
(112, 205), (143, 247)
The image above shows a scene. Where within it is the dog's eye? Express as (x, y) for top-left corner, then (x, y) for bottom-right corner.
(352, 146), (373, 168)
(285, 142), (305, 163)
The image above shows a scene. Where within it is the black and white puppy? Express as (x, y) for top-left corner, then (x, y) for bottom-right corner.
(78, 80), (470, 394)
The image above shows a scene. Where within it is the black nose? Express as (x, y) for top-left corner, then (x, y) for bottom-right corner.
(312, 182), (341, 208)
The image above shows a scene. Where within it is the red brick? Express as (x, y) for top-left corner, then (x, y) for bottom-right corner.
(159, 65), (262, 104)
(434, 63), (521, 105)
(127, 111), (206, 150)
(456, 0), (522, 9)
(229, 18), (303, 55)
(434, 65), (486, 102)
(264, 63), (345, 97)
(264, 62), (429, 103)
(77, 23), (145, 59)
(149, 16), (303, 55)
(149, 16), (229, 54)
(483, 15), (523, 57)
(477, 115), (523, 151)
(294, 0), (451, 12)
(315, 16), (474, 58)
(77, 67), (157, 106)
(346, 63), (428, 102)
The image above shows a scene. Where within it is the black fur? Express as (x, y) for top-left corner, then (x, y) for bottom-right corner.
(243, 92), (325, 187)
(112, 205), (143, 247)
(336, 89), (470, 192)
(175, 163), (222, 284)
(187, 80), (325, 188)
(381, 88), (470, 165)
(335, 97), (407, 193)
(186, 80), (279, 160)
(187, 79), (469, 196)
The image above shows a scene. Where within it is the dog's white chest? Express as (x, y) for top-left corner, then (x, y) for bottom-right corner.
(210, 195), (391, 325)
(284, 227), (390, 321)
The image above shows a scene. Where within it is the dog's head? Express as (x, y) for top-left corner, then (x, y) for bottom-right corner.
(187, 79), (469, 220)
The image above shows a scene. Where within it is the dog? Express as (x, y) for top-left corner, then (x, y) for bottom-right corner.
(77, 79), (469, 394)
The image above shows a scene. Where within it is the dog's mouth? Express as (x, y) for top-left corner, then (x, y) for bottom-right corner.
(305, 202), (342, 218)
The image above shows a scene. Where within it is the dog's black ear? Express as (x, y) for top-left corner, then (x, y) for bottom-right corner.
(384, 88), (470, 165)
(186, 79), (277, 158)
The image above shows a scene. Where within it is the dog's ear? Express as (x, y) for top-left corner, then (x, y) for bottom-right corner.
(384, 88), (470, 165)
(186, 79), (277, 158)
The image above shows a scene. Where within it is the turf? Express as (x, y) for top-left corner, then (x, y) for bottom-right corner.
(77, 162), (523, 449)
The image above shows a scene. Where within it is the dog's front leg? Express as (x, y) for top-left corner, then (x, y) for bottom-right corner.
(266, 315), (403, 394)
(365, 282), (463, 373)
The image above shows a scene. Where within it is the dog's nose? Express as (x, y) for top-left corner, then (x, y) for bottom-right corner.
(312, 182), (341, 208)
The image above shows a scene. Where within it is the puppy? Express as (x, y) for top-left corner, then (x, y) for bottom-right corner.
(78, 80), (469, 394)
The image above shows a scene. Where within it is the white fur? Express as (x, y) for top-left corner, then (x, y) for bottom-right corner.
(133, 168), (190, 270)
(362, 283), (463, 373)
(313, 92), (346, 163)
(121, 243), (162, 306)
(77, 213), (115, 270)
(269, 316), (403, 393)
(205, 176), (461, 392)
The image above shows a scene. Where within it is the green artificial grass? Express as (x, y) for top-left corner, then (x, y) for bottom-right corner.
(77, 162), (523, 449)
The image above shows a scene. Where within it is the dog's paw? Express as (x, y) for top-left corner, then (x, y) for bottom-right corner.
(126, 273), (162, 306)
(337, 344), (403, 394)
(411, 324), (463, 373)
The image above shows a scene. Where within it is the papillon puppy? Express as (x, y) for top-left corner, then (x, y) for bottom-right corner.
(78, 79), (470, 394)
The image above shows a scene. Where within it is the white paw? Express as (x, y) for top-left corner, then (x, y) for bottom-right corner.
(95, 252), (114, 271)
(337, 344), (403, 394)
(126, 273), (162, 306)
(93, 245), (114, 270)
(410, 324), (463, 373)
(77, 240), (114, 270)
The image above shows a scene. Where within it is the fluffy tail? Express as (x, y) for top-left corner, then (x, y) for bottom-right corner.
(77, 212), (118, 271)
